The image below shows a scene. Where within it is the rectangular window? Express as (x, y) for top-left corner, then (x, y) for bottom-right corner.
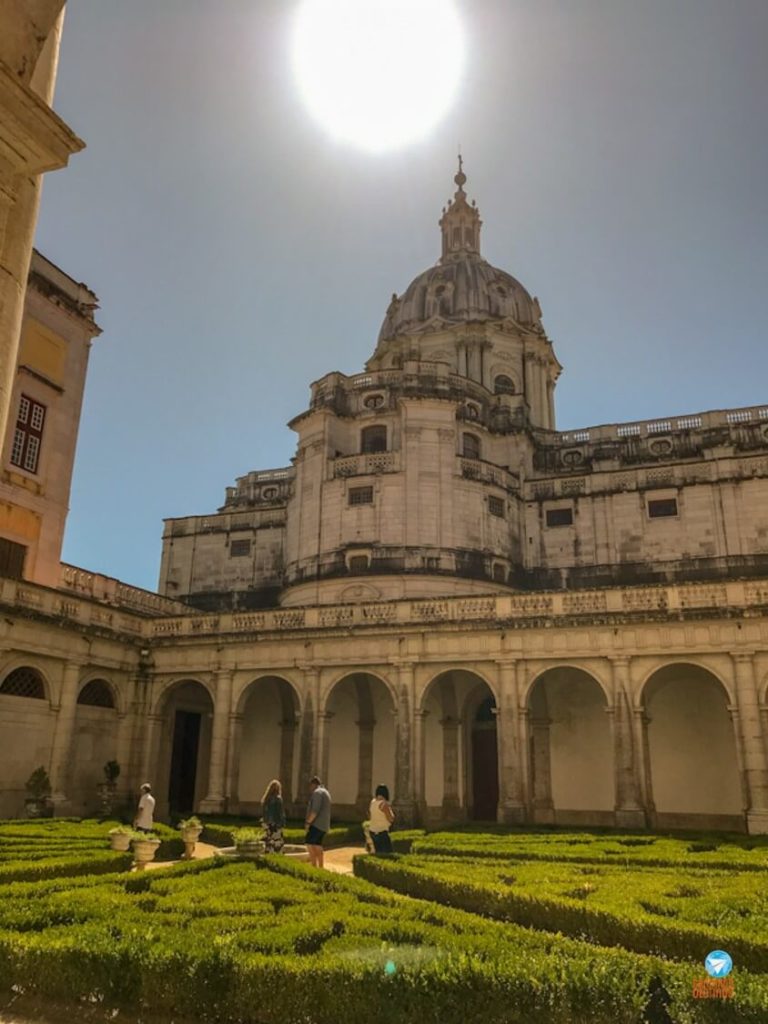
(348, 555), (370, 571)
(0, 538), (26, 580)
(488, 495), (505, 517)
(230, 539), (251, 557)
(546, 507), (573, 527)
(648, 498), (678, 519)
(10, 394), (46, 474)
(349, 486), (373, 506)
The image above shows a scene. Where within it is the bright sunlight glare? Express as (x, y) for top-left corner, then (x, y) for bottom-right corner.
(291, 0), (465, 153)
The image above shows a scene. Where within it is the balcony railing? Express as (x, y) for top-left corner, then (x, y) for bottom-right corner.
(555, 404), (768, 446)
(333, 452), (400, 477)
(2, 574), (767, 642)
(59, 564), (191, 617)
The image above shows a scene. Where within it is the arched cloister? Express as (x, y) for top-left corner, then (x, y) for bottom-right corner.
(421, 670), (498, 823)
(233, 676), (301, 815)
(154, 679), (214, 819)
(0, 663), (55, 817)
(70, 677), (120, 814)
(526, 666), (613, 824)
(641, 663), (742, 826)
(323, 672), (395, 818)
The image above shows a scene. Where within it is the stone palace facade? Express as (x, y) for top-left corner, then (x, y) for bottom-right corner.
(2, 165), (768, 833)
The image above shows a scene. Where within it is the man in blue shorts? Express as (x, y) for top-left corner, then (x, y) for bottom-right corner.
(304, 775), (331, 868)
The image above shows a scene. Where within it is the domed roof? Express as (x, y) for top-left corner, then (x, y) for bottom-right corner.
(378, 257), (541, 342)
(378, 160), (542, 343)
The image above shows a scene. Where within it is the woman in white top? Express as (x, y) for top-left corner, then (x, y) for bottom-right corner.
(368, 783), (395, 854)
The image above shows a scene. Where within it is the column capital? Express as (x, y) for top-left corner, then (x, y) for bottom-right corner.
(610, 656), (631, 669)
(732, 651), (756, 664)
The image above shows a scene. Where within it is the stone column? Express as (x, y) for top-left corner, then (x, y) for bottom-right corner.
(609, 658), (645, 828)
(279, 714), (298, 807)
(139, 713), (163, 793)
(224, 713), (244, 814)
(317, 711), (334, 784)
(530, 714), (555, 823)
(516, 662), (532, 814)
(393, 662), (417, 824)
(413, 708), (429, 824)
(632, 707), (656, 820)
(48, 660), (83, 810)
(440, 716), (462, 820)
(732, 653), (768, 833)
(495, 660), (525, 823)
(199, 669), (234, 813)
(355, 718), (376, 814)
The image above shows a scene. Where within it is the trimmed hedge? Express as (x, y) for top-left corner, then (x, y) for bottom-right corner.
(409, 829), (768, 872)
(2, 853), (764, 1021)
(354, 853), (768, 974)
(0, 819), (136, 882)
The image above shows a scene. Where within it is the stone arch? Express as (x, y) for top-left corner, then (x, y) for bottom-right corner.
(150, 675), (214, 717)
(526, 666), (613, 823)
(0, 662), (55, 817)
(154, 679), (214, 819)
(637, 658), (735, 708)
(322, 667), (398, 710)
(77, 677), (118, 710)
(71, 677), (121, 814)
(323, 672), (396, 817)
(0, 664), (48, 701)
(639, 662), (742, 825)
(420, 669), (498, 823)
(234, 675), (303, 813)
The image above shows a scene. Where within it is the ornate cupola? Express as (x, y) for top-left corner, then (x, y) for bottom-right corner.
(438, 156), (482, 262)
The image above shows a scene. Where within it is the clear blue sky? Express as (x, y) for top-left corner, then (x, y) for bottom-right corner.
(35, 0), (768, 591)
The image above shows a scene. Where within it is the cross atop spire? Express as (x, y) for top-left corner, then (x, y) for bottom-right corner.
(439, 156), (482, 263)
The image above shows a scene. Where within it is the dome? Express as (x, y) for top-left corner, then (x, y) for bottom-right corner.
(378, 256), (541, 342)
(378, 159), (542, 343)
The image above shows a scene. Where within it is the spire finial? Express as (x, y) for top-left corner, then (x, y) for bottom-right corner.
(454, 150), (466, 190)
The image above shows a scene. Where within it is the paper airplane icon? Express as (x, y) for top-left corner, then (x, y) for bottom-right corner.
(705, 951), (732, 977)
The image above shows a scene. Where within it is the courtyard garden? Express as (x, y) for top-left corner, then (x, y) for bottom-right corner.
(0, 820), (766, 1022)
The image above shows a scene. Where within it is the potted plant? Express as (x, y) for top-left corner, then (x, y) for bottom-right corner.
(233, 827), (264, 856)
(178, 815), (203, 859)
(108, 824), (133, 852)
(24, 766), (53, 818)
(131, 830), (161, 870)
(97, 760), (121, 817)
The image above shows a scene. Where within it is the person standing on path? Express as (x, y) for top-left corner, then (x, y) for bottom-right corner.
(305, 775), (331, 868)
(368, 783), (395, 853)
(133, 783), (155, 833)
(261, 778), (286, 853)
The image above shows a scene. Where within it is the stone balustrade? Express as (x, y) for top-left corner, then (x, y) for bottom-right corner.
(3, 574), (768, 643)
(332, 451), (400, 477)
(58, 564), (191, 617)
(556, 404), (768, 446)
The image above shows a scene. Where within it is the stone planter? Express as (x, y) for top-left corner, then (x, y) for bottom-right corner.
(180, 825), (203, 859)
(25, 798), (53, 819)
(97, 782), (118, 818)
(109, 831), (132, 852)
(131, 836), (161, 870)
(235, 840), (265, 858)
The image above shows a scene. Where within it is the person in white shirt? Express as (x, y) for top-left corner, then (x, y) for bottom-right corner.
(134, 783), (156, 833)
(368, 783), (395, 853)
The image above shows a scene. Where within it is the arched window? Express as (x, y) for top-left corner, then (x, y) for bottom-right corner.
(492, 563), (506, 583)
(361, 425), (387, 454)
(494, 375), (515, 395)
(462, 432), (481, 460)
(0, 666), (45, 700)
(77, 679), (116, 709)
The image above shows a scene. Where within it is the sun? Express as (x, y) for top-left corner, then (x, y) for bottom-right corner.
(291, 0), (466, 153)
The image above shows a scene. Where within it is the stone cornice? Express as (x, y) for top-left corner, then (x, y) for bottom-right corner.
(0, 60), (84, 179)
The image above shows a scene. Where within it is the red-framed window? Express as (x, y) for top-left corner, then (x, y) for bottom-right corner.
(10, 395), (46, 474)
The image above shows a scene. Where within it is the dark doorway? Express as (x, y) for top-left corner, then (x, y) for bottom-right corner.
(471, 696), (499, 820)
(168, 710), (201, 814)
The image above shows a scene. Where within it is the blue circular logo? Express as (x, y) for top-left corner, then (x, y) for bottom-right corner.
(704, 950), (732, 978)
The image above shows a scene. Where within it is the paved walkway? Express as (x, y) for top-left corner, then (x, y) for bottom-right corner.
(142, 841), (364, 873)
